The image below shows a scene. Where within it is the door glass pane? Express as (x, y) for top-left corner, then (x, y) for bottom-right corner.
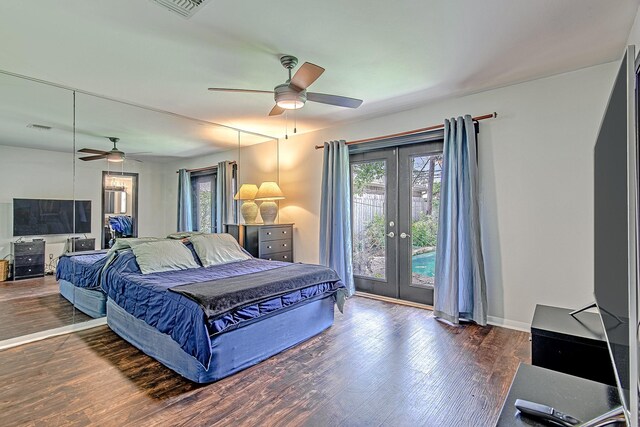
(410, 154), (443, 287)
(351, 160), (386, 280)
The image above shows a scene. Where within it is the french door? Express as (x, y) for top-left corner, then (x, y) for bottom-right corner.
(350, 142), (443, 305)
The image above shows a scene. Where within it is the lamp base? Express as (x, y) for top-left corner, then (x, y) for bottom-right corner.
(259, 201), (278, 225)
(241, 200), (258, 224)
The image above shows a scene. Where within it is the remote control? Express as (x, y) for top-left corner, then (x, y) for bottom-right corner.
(515, 399), (581, 426)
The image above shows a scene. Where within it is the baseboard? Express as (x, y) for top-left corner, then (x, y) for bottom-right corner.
(356, 292), (531, 333)
(0, 317), (107, 351)
(487, 316), (531, 333)
(355, 291), (434, 310)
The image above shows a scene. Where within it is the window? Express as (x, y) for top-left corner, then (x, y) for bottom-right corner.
(191, 171), (215, 233)
(189, 164), (238, 233)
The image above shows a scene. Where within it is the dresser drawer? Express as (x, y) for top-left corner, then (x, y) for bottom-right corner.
(260, 251), (293, 262)
(260, 239), (292, 255)
(14, 254), (44, 267)
(14, 242), (45, 256)
(259, 226), (292, 242)
(14, 264), (44, 278)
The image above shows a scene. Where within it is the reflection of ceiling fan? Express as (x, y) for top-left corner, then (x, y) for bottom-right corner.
(208, 55), (363, 116)
(78, 137), (142, 162)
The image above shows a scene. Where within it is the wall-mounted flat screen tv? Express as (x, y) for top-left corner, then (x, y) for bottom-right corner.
(13, 198), (92, 236)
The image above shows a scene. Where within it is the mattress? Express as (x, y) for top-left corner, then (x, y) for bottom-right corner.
(56, 250), (109, 289)
(107, 294), (335, 383)
(102, 250), (344, 369)
(59, 279), (107, 318)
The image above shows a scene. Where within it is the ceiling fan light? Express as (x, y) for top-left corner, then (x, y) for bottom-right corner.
(274, 83), (306, 110)
(276, 99), (304, 110)
(107, 153), (124, 162)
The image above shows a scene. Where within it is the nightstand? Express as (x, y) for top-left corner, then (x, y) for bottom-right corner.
(225, 223), (294, 262)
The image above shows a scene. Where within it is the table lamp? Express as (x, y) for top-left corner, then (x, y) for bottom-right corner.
(234, 184), (259, 224)
(255, 181), (285, 225)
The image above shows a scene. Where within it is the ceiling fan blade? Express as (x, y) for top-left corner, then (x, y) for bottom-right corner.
(78, 148), (108, 155)
(79, 154), (107, 161)
(289, 62), (325, 91)
(208, 88), (274, 94)
(307, 92), (363, 108)
(269, 105), (285, 116)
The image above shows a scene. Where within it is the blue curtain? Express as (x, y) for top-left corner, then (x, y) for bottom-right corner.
(319, 140), (354, 296)
(434, 115), (487, 325)
(177, 168), (193, 232)
(215, 161), (234, 233)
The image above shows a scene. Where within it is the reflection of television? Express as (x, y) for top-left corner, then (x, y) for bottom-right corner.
(593, 46), (638, 425)
(13, 199), (92, 236)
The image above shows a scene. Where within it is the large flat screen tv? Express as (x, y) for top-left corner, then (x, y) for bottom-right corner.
(594, 46), (638, 425)
(13, 198), (92, 236)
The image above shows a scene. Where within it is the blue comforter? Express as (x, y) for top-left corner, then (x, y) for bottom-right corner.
(102, 250), (344, 369)
(56, 251), (109, 289)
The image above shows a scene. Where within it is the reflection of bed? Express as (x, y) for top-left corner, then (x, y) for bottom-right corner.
(56, 250), (109, 318)
(102, 249), (345, 383)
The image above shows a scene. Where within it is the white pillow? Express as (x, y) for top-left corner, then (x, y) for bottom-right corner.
(190, 233), (252, 267)
(131, 240), (200, 274)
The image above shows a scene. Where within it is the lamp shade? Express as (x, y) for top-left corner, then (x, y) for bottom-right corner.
(234, 184), (259, 200)
(255, 181), (285, 201)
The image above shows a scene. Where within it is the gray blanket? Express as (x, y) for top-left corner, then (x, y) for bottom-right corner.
(169, 263), (342, 319)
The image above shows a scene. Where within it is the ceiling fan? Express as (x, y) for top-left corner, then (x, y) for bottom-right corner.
(78, 137), (141, 162)
(208, 55), (363, 116)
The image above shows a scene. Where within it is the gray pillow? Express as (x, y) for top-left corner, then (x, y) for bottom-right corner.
(107, 237), (162, 257)
(131, 240), (200, 274)
(190, 233), (252, 267)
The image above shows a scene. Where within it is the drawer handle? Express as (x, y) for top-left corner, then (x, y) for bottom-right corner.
(267, 246), (272, 249)
(28, 258), (32, 262)
(268, 258), (272, 261)
(267, 232), (272, 235)
(283, 255), (288, 259)
(282, 231), (287, 234)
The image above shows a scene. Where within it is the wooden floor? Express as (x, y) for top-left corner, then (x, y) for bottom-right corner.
(0, 297), (530, 427)
(0, 275), (92, 340)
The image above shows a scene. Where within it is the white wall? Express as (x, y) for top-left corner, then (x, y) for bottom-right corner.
(278, 61), (618, 329)
(0, 145), (166, 259)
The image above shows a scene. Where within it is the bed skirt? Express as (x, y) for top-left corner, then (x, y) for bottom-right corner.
(106, 294), (336, 383)
(59, 280), (107, 318)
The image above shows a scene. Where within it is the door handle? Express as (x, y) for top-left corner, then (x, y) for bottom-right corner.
(400, 232), (410, 239)
(386, 232), (395, 238)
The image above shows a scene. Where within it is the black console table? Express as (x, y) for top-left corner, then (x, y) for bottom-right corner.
(67, 237), (96, 252)
(531, 304), (616, 386)
(496, 363), (620, 426)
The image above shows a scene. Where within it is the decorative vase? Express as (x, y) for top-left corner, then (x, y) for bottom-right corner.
(241, 200), (259, 224)
(259, 201), (278, 225)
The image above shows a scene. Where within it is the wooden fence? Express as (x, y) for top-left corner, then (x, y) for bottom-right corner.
(352, 194), (430, 236)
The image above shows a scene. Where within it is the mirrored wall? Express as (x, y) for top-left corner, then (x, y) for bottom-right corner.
(0, 71), (279, 345)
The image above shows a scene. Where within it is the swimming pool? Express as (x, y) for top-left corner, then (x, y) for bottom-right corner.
(412, 251), (436, 277)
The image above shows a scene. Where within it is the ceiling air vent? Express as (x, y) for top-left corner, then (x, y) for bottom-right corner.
(27, 124), (52, 131)
(149, 0), (211, 18)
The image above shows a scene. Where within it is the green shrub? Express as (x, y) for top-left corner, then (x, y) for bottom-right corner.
(411, 213), (439, 247)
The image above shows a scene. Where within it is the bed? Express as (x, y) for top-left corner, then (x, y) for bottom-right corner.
(102, 242), (345, 384)
(56, 250), (109, 318)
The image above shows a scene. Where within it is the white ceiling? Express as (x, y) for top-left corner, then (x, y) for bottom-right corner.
(0, 0), (637, 152)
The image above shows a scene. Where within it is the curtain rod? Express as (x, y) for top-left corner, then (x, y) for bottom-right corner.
(313, 112), (497, 150)
(175, 161), (237, 174)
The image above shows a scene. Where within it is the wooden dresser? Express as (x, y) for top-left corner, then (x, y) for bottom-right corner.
(12, 240), (45, 280)
(225, 223), (294, 262)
